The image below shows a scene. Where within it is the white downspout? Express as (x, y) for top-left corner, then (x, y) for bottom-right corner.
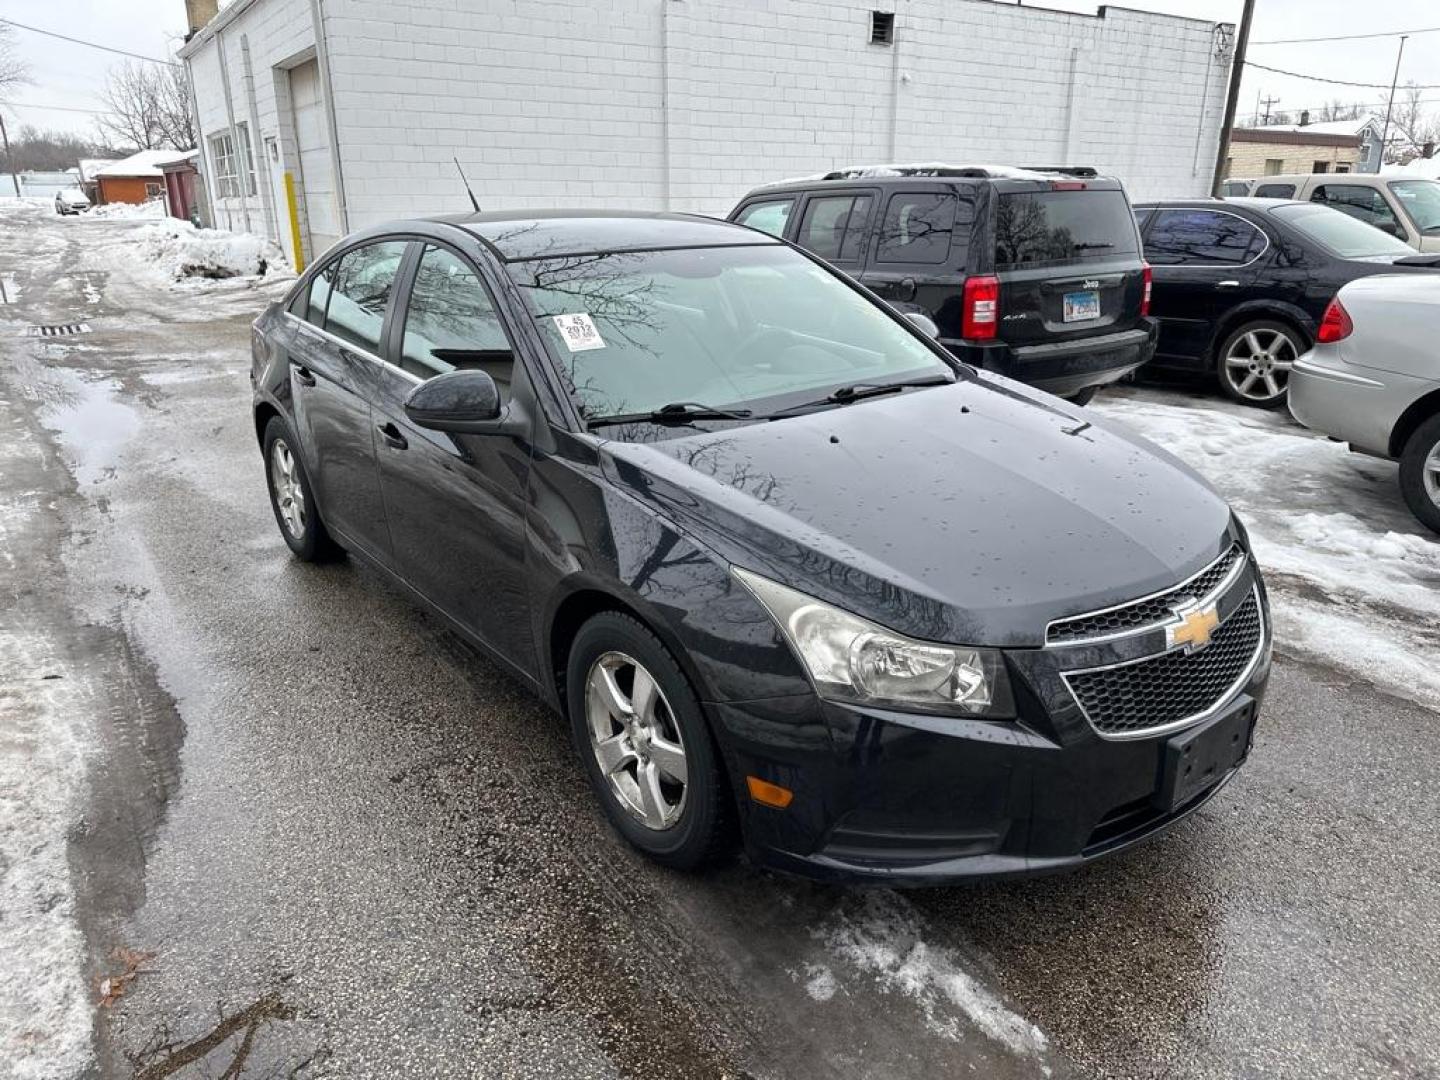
(215, 27), (250, 233)
(309, 0), (349, 232)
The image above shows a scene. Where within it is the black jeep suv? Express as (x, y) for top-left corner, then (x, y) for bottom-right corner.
(730, 165), (1157, 403)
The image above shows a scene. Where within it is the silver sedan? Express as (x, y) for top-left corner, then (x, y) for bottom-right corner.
(1290, 273), (1440, 534)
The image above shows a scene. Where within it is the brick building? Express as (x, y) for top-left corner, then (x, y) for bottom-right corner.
(1224, 116), (1384, 179)
(178, 0), (1235, 270)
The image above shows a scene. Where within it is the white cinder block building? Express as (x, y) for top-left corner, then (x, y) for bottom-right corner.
(178, 0), (1235, 270)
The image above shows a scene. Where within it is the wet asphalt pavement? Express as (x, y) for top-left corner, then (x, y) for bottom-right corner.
(3, 205), (1439, 1079)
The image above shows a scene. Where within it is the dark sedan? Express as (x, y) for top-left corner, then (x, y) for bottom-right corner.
(250, 210), (1272, 884)
(1134, 197), (1440, 408)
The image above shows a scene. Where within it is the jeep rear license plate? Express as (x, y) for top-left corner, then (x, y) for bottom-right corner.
(1062, 290), (1100, 322)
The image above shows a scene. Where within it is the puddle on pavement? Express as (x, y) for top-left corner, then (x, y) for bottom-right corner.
(35, 367), (141, 489)
(128, 991), (320, 1079)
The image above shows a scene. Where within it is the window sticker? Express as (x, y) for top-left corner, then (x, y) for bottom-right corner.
(552, 312), (606, 352)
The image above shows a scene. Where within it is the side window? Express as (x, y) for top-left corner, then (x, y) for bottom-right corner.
(734, 199), (795, 238)
(1221, 181), (1251, 197)
(400, 246), (513, 392)
(1134, 208), (1154, 230)
(1254, 183), (1296, 199)
(876, 192), (960, 264)
(1311, 185), (1401, 234)
(325, 240), (408, 353)
(1143, 210), (1263, 267)
(301, 257), (342, 324)
(796, 194), (873, 262)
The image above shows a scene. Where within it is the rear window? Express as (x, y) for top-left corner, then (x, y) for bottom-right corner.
(1271, 202), (1414, 258)
(995, 189), (1139, 268)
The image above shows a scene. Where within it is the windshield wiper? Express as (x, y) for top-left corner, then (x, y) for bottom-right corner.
(586, 401), (754, 428)
(764, 376), (955, 419)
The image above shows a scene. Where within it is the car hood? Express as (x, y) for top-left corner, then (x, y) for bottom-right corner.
(599, 375), (1235, 646)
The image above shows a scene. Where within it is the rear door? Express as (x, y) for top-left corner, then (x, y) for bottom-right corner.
(990, 185), (1146, 347)
(1141, 208), (1271, 362)
(857, 188), (974, 339)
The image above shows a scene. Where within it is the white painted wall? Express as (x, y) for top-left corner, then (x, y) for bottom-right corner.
(183, 0), (1232, 255)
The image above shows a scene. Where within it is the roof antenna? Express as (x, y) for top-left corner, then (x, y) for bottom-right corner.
(453, 156), (480, 212)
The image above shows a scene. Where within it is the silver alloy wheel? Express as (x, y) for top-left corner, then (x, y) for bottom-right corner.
(1425, 441), (1440, 508)
(1223, 328), (1297, 402)
(270, 439), (307, 539)
(584, 651), (688, 831)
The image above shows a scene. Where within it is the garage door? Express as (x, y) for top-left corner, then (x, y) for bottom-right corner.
(289, 60), (340, 260)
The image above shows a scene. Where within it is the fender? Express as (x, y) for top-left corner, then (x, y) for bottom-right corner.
(1205, 299), (1318, 359)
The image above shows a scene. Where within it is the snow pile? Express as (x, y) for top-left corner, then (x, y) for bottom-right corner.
(129, 218), (288, 280)
(814, 891), (1050, 1063)
(1096, 389), (1440, 709)
(88, 198), (165, 220)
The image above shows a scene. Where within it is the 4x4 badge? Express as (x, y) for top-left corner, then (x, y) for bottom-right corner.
(1166, 600), (1220, 654)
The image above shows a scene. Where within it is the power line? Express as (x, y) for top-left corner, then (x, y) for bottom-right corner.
(0, 17), (179, 68)
(1244, 60), (1440, 91)
(1252, 26), (1440, 46)
(0, 100), (108, 116)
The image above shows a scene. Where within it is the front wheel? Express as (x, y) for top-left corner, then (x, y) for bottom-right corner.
(566, 612), (735, 870)
(1216, 320), (1303, 408)
(1399, 414), (1440, 536)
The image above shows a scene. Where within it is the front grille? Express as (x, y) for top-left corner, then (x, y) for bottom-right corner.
(1046, 545), (1242, 645)
(1064, 591), (1263, 737)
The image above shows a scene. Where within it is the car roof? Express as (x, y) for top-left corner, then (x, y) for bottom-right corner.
(426, 209), (778, 261)
(1133, 198), (1290, 213)
(740, 163), (1121, 197)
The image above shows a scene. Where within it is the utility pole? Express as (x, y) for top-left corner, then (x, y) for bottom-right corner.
(0, 112), (19, 199)
(1211, 0), (1257, 196)
(1260, 95), (1280, 125)
(1379, 34), (1408, 167)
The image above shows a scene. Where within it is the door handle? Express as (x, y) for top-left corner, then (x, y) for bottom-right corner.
(1215, 280), (1241, 288)
(377, 421), (408, 450)
(293, 365), (316, 386)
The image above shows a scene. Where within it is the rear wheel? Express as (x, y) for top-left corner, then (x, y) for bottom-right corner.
(1064, 386), (1098, 407)
(1216, 320), (1303, 408)
(262, 415), (342, 561)
(565, 612), (735, 870)
(1399, 414), (1440, 535)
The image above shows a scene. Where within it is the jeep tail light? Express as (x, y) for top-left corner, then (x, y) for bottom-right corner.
(1140, 263), (1153, 318)
(1317, 296), (1353, 343)
(962, 275), (1000, 340)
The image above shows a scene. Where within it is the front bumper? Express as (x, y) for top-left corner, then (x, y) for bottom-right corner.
(944, 322), (1157, 398)
(712, 557), (1271, 885)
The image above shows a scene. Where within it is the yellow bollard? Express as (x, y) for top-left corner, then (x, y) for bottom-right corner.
(283, 172), (305, 273)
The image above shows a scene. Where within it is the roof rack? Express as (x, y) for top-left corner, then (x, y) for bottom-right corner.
(1022, 165), (1101, 178)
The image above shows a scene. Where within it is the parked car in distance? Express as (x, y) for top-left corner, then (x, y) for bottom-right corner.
(729, 164), (1157, 404)
(54, 187), (90, 215)
(252, 210), (1271, 884)
(1222, 173), (1440, 252)
(1133, 197), (1440, 408)
(1290, 274), (1440, 534)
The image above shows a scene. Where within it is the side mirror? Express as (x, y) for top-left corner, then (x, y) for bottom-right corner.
(1377, 220), (1404, 239)
(901, 309), (941, 340)
(402, 369), (502, 433)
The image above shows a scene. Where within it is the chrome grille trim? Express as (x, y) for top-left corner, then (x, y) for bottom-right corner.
(1044, 545), (1245, 647)
(1061, 586), (1268, 741)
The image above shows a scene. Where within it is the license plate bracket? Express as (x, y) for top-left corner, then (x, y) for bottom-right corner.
(1154, 701), (1255, 812)
(1062, 290), (1101, 322)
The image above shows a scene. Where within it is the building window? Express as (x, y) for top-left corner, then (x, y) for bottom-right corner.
(1313, 161), (1330, 174)
(870, 10), (894, 44)
(208, 123), (258, 199)
(145, 182), (162, 198)
(1335, 162), (1351, 173)
(1264, 158), (1284, 176)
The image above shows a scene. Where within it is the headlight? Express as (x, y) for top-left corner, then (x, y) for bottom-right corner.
(733, 568), (1015, 718)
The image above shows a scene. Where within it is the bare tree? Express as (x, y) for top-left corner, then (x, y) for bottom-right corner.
(0, 23), (30, 96)
(1318, 100), (1366, 123)
(1388, 82), (1440, 162)
(94, 60), (195, 152)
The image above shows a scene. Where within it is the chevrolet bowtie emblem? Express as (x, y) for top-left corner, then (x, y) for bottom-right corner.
(1166, 601), (1220, 653)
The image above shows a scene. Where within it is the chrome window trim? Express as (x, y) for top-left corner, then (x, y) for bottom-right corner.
(1044, 544), (1244, 647)
(284, 310), (423, 385)
(1144, 207), (1272, 270)
(1060, 585), (1268, 742)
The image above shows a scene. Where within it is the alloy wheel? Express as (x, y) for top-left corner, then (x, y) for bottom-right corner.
(270, 439), (306, 538)
(1222, 328), (1297, 403)
(584, 651), (688, 831)
(1425, 442), (1440, 509)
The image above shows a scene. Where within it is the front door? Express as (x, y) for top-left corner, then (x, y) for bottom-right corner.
(371, 242), (536, 670)
(288, 239), (410, 563)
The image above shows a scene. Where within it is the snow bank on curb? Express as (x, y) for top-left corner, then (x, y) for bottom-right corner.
(814, 891), (1050, 1064)
(129, 219), (289, 281)
(88, 199), (165, 220)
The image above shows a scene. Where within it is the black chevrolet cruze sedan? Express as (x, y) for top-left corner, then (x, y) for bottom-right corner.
(251, 210), (1272, 884)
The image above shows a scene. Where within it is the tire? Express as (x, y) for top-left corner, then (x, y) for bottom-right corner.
(565, 611), (736, 870)
(1398, 413), (1440, 536)
(261, 415), (343, 561)
(1215, 319), (1304, 409)
(1065, 386), (1098, 407)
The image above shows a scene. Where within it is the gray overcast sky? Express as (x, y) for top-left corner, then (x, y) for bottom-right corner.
(1, 0), (1437, 144)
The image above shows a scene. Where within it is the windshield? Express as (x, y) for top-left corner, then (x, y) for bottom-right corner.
(1270, 202), (1415, 258)
(508, 244), (952, 423)
(995, 189), (1140, 268)
(1390, 180), (1440, 234)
